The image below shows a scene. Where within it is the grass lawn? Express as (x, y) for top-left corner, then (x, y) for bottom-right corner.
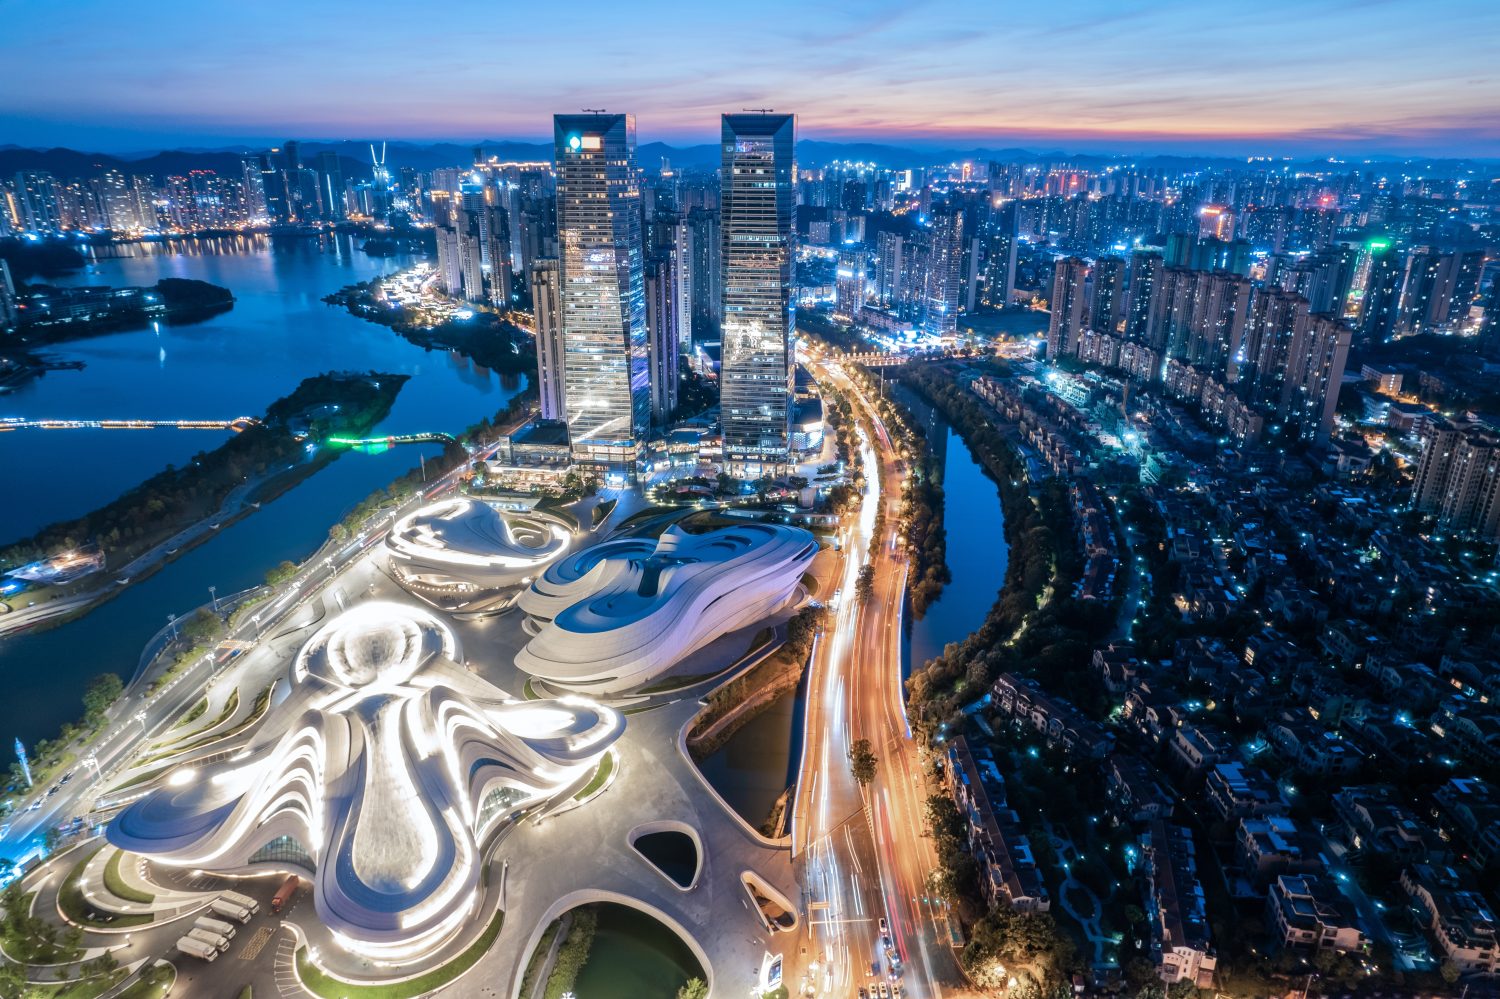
(637, 671), (722, 694)
(103, 850), (154, 905)
(518, 919), (563, 999)
(102, 764), (171, 795)
(36, 970), (129, 998)
(172, 697), (208, 730)
(2, 892), (75, 963)
(295, 909), (503, 999)
(117, 966), (176, 999)
(534, 497), (580, 530)
(144, 689), (241, 760)
(573, 752), (615, 801)
(57, 847), (153, 928)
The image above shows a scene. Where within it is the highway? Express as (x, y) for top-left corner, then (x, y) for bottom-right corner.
(789, 347), (960, 998)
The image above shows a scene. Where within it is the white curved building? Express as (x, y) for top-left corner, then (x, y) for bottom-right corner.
(515, 522), (817, 694)
(387, 498), (570, 601)
(109, 602), (622, 960)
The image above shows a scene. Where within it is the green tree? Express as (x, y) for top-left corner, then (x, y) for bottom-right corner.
(82, 673), (123, 725)
(79, 951), (118, 979)
(677, 979), (709, 999)
(265, 560), (298, 586)
(849, 738), (878, 786)
(1440, 959), (1460, 985)
(182, 607), (221, 644)
(855, 564), (876, 604)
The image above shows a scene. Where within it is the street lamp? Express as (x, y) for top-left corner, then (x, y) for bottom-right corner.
(208, 586), (219, 615)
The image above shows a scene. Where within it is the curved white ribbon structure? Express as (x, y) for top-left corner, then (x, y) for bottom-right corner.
(109, 602), (622, 960)
(387, 498), (570, 596)
(515, 522), (817, 694)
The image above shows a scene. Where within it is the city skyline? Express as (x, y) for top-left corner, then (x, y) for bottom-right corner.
(4, 0), (1500, 158)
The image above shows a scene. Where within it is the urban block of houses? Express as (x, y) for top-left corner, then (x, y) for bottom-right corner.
(944, 736), (1051, 914)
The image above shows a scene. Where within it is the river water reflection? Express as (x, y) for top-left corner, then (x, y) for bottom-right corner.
(0, 235), (526, 745)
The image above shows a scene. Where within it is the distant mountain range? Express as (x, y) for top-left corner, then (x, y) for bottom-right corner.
(0, 139), (1482, 180)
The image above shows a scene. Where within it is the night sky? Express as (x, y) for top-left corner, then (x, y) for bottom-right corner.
(3, 0), (1498, 156)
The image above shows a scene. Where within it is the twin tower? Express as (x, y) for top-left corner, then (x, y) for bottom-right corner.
(545, 112), (796, 474)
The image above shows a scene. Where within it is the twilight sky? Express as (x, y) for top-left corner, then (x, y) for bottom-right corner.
(3, 0), (1498, 157)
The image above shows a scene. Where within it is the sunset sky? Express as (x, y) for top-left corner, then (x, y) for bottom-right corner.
(3, 0), (1498, 157)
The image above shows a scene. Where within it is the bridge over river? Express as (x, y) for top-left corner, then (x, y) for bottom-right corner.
(0, 416), (260, 432)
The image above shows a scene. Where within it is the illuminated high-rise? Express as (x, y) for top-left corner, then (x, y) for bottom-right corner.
(922, 208), (964, 337)
(553, 113), (649, 467)
(1046, 257), (1088, 359)
(530, 259), (566, 421)
(719, 112), (796, 470)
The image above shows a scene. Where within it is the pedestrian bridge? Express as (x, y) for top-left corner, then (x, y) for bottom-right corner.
(0, 416), (260, 432)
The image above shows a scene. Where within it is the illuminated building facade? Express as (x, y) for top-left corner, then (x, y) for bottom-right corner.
(386, 498), (570, 602)
(516, 522), (816, 694)
(553, 113), (650, 467)
(109, 603), (623, 960)
(719, 112), (796, 470)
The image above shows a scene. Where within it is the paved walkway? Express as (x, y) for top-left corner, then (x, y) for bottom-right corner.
(463, 695), (802, 999)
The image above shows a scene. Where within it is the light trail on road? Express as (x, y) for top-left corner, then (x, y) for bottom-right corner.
(787, 349), (957, 998)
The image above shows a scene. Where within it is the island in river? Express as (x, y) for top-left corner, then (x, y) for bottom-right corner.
(12, 277), (235, 341)
(324, 275), (536, 376)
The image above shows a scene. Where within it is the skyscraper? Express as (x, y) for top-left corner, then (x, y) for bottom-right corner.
(554, 113), (650, 467)
(530, 259), (566, 421)
(14, 172), (60, 233)
(685, 206), (721, 341)
(645, 255), (680, 429)
(1411, 422), (1500, 541)
(982, 203), (1018, 308)
(1047, 257), (1089, 359)
(1090, 255), (1127, 334)
(922, 209), (964, 337)
(314, 152), (345, 221)
(0, 259), (17, 332)
(836, 250), (866, 320)
(1357, 240), (1402, 344)
(719, 112), (796, 470)
(258, 152), (289, 224)
(876, 232), (904, 307)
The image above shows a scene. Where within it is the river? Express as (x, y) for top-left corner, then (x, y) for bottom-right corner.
(899, 386), (1011, 674)
(0, 234), (527, 747)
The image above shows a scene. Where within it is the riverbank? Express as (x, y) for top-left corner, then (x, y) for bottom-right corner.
(895, 362), (1082, 726)
(0, 372), (408, 631)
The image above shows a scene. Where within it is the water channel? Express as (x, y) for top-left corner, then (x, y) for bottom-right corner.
(0, 235), (527, 745)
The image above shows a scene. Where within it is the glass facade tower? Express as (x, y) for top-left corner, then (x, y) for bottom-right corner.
(553, 113), (650, 467)
(719, 113), (796, 470)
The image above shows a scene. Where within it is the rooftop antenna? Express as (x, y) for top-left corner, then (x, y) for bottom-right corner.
(581, 108), (607, 114)
(743, 107), (776, 114)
